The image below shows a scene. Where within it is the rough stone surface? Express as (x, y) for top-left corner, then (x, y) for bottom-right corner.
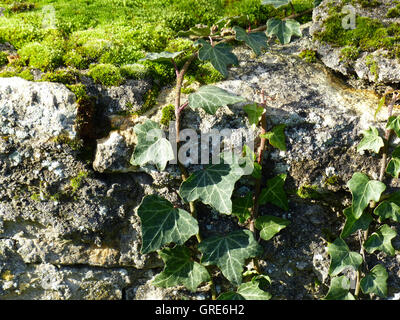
(310, 0), (400, 84)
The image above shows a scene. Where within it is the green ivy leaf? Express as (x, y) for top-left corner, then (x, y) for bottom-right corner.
(197, 39), (238, 78)
(360, 264), (388, 298)
(346, 172), (386, 219)
(179, 154), (246, 214)
(356, 127), (384, 154)
(260, 124), (287, 151)
(252, 162), (262, 179)
(177, 26), (211, 38)
(374, 96), (386, 120)
(216, 292), (245, 300)
(341, 207), (373, 239)
(243, 103), (264, 126)
(364, 224), (396, 256)
(327, 238), (363, 276)
(139, 51), (183, 63)
(188, 85), (246, 115)
(255, 215), (290, 241)
(261, 0), (290, 8)
(232, 193), (253, 223)
(198, 230), (262, 285)
(374, 201), (400, 223)
(130, 120), (174, 171)
(233, 26), (268, 56)
(386, 157), (400, 178)
(152, 246), (210, 292)
(266, 18), (301, 44)
(387, 115), (400, 137)
(258, 174), (289, 211)
(324, 276), (355, 300)
(236, 281), (272, 300)
(137, 195), (199, 254)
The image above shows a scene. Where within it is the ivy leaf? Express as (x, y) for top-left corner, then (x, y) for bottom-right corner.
(261, 0), (290, 8)
(232, 193), (253, 223)
(341, 207), (373, 239)
(346, 172), (386, 219)
(387, 115), (400, 137)
(360, 264), (388, 298)
(374, 201), (400, 223)
(252, 162), (262, 179)
(324, 276), (355, 300)
(139, 51), (183, 63)
(177, 26), (211, 38)
(152, 246), (210, 292)
(258, 174), (289, 211)
(197, 39), (238, 78)
(217, 281), (271, 300)
(233, 26), (268, 56)
(188, 85), (246, 115)
(266, 18), (301, 44)
(374, 96), (386, 120)
(364, 224), (396, 256)
(357, 127), (384, 154)
(198, 230), (262, 285)
(255, 215), (290, 241)
(243, 103), (264, 126)
(137, 195), (199, 254)
(327, 238), (363, 276)
(386, 157), (400, 178)
(179, 154), (246, 214)
(260, 124), (287, 151)
(216, 292), (245, 300)
(130, 120), (174, 171)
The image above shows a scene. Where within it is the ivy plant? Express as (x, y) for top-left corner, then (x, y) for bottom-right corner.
(324, 91), (400, 300)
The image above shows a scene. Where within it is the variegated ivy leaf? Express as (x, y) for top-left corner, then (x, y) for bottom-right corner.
(233, 26), (268, 56)
(139, 51), (183, 63)
(364, 224), (396, 256)
(374, 201), (400, 223)
(346, 172), (386, 219)
(261, 0), (290, 8)
(387, 115), (400, 137)
(386, 157), (400, 178)
(243, 103), (264, 126)
(255, 215), (290, 241)
(360, 264), (388, 298)
(188, 85), (246, 115)
(258, 173), (289, 211)
(260, 124), (287, 151)
(266, 18), (301, 44)
(152, 246), (210, 292)
(197, 39), (238, 78)
(324, 276), (355, 300)
(137, 195), (198, 254)
(198, 230), (262, 285)
(217, 281), (272, 300)
(357, 127), (384, 154)
(327, 238), (362, 276)
(179, 153), (250, 214)
(232, 193), (253, 223)
(341, 206), (372, 239)
(130, 120), (174, 171)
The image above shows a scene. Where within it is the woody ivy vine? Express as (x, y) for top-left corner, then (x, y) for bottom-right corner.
(129, 0), (398, 300)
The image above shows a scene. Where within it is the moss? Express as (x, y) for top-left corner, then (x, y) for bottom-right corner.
(1, 270), (14, 281)
(365, 54), (379, 81)
(63, 50), (89, 69)
(296, 185), (322, 199)
(324, 175), (340, 186)
(53, 134), (84, 151)
(41, 70), (77, 85)
(134, 86), (160, 116)
(299, 49), (317, 63)
(120, 63), (151, 80)
(160, 104), (176, 126)
(30, 193), (41, 202)
(340, 45), (360, 62)
(88, 63), (124, 87)
(181, 86), (196, 94)
(70, 171), (88, 194)
(191, 62), (224, 85)
(18, 68), (34, 81)
(19, 42), (64, 71)
(387, 5), (400, 18)
(10, 2), (35, 13)
(0, 51), (8, 66)
(352, 0), (381, 8)
(66, 83), (87, 100)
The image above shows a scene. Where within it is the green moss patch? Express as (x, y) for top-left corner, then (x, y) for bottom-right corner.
(160, 104), (176, 126)
(88, 64), (124, 87)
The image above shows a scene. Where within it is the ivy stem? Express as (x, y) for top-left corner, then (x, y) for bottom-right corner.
(173, 52), (200, 243)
